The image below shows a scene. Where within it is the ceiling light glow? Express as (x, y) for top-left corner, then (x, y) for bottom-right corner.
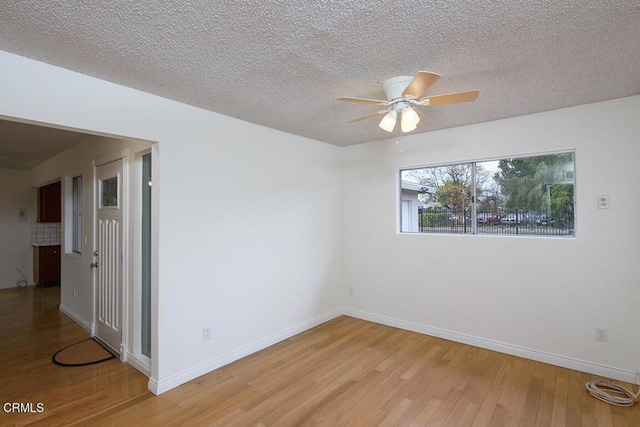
(379, 110), (398, 132)
(401, 107), (420, 133)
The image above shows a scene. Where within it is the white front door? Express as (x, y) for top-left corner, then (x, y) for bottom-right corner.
(94, 159), (124, 353)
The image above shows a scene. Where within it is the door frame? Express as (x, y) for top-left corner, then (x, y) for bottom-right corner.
(92, 149), (129, 359)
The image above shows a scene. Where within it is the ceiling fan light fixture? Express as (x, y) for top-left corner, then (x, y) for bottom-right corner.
(401, 107), (420, 133)
(339, 71), (478, 134)
(379, 110), (397, 132)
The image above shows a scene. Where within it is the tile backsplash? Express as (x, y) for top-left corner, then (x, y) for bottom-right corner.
(30, 222), (61, 246)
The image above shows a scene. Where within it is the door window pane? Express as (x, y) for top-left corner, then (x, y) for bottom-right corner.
(101, 177), (118, 207)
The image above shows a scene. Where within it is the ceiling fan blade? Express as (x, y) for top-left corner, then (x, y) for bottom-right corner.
(337, 97), (388, 105)
(419, 90), (479, 106)
(402, 71), (441, 99)
(349, 109), (389, 123)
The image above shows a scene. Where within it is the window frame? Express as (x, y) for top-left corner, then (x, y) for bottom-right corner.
(398, 150), (576, 238)
(72, 175), (82, 253)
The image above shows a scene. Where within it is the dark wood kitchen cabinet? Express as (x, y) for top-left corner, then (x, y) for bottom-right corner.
(38, 181), (61, 223)
(33, 245), (61, 287)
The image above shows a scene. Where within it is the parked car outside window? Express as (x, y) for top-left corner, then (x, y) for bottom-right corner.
(501, 213), (523, 225)
(477, 213), (500, 224)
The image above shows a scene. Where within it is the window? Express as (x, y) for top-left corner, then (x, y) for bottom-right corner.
(400, 152), (575, 237)
(72, 175), (82, 253)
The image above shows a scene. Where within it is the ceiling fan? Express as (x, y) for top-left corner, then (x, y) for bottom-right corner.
(337, 71), (479, 133)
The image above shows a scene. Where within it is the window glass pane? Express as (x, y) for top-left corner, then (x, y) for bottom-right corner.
(400, 152), (575, 237)
(101, 177), (118, 207)
(477, 153), (575, 236)
(72, 176), (82, 253)
(401, 163), (473, 234)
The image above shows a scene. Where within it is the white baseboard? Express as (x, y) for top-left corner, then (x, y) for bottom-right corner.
(343, 307), (639, 385)
(0, 283), (35, 290)
(152, 308), (343, 395)
(126, 352), (151, 377)
(148, 378), (159, 395)
(59, 304), (92, 333)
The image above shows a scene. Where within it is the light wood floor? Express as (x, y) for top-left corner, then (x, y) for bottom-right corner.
(0, 286), (150, 427)
(2, 286), (638, 426)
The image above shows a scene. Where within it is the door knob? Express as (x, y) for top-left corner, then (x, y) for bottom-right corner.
(90, 262), (99, 269)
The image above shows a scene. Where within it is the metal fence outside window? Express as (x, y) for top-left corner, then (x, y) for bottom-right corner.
(417, 209), (574, 236)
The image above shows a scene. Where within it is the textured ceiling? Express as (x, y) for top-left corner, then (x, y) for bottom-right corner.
(1, 1), (639, 147)
(0, 119), (88, 170)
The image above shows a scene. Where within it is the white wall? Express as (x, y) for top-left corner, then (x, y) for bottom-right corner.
(342, 95), (640, 381)
(0, 50), (343, 393)
(152, 110), (343, 392)
(0, 168), (35, 288)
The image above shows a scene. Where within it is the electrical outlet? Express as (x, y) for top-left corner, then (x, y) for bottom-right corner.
(348, 287), (354, 296)
(598, 195), (609, 209)
(203, 328), (212, 341)
(72, 290), (76, 299)
(596, 328), (607, 342)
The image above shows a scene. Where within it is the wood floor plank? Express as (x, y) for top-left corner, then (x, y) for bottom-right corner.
(409, 398), (442, 426)
(550, 370), (569, 426)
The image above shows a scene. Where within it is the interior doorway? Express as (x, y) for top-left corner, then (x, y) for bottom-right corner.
(0, 115), (157, 385)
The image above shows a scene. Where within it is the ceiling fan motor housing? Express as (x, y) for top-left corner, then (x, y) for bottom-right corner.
(383, 76), (414, 101)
